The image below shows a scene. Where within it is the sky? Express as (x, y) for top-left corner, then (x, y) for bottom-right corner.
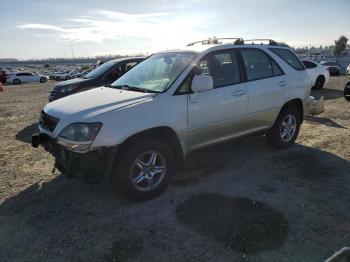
(0, 0), (349, 59)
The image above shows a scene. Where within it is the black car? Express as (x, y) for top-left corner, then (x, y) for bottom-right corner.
(49, 57), (144, 102)
(344, 81), (350, 101)
(320, 61), (341, 76)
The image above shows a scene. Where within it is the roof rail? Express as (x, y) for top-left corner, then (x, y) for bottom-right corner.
(187, 37), (244, 46)
(186, 37), (290, 47)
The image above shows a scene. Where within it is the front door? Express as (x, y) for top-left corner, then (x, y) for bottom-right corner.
(187, 49), (248, 151)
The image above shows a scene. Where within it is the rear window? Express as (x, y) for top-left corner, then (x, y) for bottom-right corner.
(270, 48), (305, 71)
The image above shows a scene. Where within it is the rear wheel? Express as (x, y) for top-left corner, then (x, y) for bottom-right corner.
(13, 79), (20, 85)
(266, 106), (301, 149)
(40, 77), (47, 83)
(313, 75), (325, 90)
(113, 140), (174, 201)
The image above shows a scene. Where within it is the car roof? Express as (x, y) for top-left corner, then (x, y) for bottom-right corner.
(107, 57), (145, 64)
(156, 42), (291, 55)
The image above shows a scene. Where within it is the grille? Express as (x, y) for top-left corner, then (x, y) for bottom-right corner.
(39, 111), (59, 132)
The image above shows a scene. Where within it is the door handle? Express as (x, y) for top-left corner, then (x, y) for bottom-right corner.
(231, 90), (246, 97)
(279, 81), (288, 87)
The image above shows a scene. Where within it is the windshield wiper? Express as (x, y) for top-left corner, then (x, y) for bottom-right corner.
(113, 85), (158, 93)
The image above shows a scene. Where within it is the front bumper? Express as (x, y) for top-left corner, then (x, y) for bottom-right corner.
(32, 133), (117, 183)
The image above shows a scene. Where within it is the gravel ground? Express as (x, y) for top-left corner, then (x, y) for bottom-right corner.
(0, 77), (349, 262)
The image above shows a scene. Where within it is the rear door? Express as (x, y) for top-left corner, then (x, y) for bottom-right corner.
(239, 48), (289, 130)
(186, 49), (249, 150)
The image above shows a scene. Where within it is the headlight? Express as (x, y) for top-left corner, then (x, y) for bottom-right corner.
(57, 123), (102, 152)
(60, 85), (78, 93)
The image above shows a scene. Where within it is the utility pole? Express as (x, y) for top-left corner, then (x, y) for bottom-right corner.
(70, 44), (74, 59)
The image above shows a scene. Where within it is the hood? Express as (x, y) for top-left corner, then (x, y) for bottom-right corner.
(44, 87), (156, 121)
(53, 78), (92, 89)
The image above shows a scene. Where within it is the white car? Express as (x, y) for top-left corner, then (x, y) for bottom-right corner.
(302, 60), (330, 90)
(32, 38), (312, 200)
(346, 64), (350, 76)
(7, 72), (48, 85)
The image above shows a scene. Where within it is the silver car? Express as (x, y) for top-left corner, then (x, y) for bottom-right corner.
(32, 38), (312, 200)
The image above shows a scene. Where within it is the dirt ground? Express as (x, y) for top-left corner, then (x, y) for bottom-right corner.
(0, 77), (349, 262)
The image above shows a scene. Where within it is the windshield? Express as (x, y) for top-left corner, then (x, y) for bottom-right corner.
(111, 52), (197, 93)
(84, 60), (116, 79)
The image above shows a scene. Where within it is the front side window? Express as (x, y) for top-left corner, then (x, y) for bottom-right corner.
(240, 49), (283, 81)
(270, 48), (305, 71)
(112, 52), (197, 93)
(197, 50), (241, 88)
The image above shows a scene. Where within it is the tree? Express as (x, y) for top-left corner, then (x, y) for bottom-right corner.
(334, 35), (348, 63)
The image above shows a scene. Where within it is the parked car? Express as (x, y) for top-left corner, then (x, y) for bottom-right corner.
(32, 38), (312, 200)
(346, 64), (350, 76)
(320, 61), (341, 76)
(344, 81), (350, 101)
(69, 69), (92, 79)
(0, 70), (6, 84)
(302, 60), (329, 90)
(6, 72), (48, 84)
(48, 57), (144, 101)
(55, 70), (78, 81)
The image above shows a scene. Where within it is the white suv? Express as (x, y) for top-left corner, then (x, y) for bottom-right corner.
(32, 38), (312, 200)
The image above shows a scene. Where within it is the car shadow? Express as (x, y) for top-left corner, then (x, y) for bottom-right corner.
(15, 123), (39, 144)
(311, 88), (344, 100)
(1, 135), (350, 261)
(305, 116), (347, 129)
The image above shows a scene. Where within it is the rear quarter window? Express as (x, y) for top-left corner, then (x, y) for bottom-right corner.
(269, 48), (305, 71)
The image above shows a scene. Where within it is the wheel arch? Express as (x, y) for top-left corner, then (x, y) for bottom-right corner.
(117, 126), (184, 166)
(281, 98), (304, 123)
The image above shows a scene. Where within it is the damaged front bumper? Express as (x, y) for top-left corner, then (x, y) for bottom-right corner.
(305, 96), (325, 116)
(32, 133), (117, 183)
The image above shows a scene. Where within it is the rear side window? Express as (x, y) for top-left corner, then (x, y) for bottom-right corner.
(270, 48), (305, 71)
(240, 49), (283, 81)
(302, 60), (317, 69)
(198, 50), (241, 88)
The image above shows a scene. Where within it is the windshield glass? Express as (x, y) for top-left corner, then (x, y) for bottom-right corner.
(84, 60), (116, 79)
(111, 52), (197, 93)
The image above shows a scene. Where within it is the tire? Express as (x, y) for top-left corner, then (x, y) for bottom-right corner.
(13, 79), (20, 85)
(40, 77), (47, 83)
(266, 106), (301, 149)
(344, 81), (350, 101)
(113, 139), (175, 201)
(313, 75), (325, 90)
(55, 76), (60, 81)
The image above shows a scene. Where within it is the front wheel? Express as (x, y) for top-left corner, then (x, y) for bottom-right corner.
(114, 140), (174, 201)
(40, 77), (47, 83)
(13, 79), (20, 85)
(266, 106), (301, 149)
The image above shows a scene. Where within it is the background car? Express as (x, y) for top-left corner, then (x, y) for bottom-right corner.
(346, 64), (350, 76)
(49, 57), (144, 101)
(302, 60), (330, 90)
(344, 81), (350, 101)
(320, 61), (341, 76)
(6, 72), (48, 84)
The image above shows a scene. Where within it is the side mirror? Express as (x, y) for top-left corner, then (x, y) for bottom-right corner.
(191, 74), (213, 92)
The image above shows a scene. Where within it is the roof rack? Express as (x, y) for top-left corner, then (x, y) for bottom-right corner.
(186, 37), (290, 47)
(187, 37), (244, 46)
